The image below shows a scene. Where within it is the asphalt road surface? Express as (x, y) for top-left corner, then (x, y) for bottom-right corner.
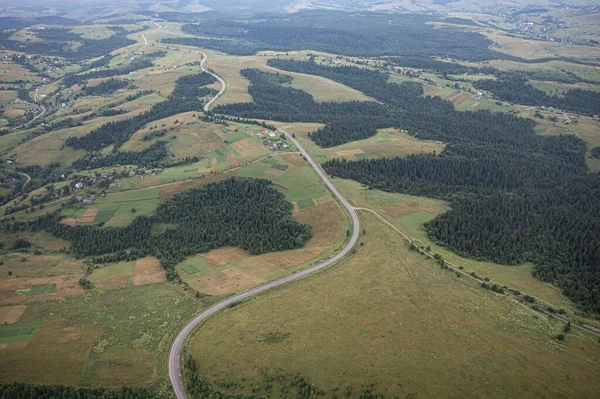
(167, 131), (360, 399)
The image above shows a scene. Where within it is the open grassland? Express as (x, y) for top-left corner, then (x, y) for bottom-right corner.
(207, 51), (374, 106)
(489, 59), (600, 84)
(0, 60), (42, 82)
(189, 213), (600, 399)
(484, 30), (600, 61)
(0, 275), (84, 306)
(283, 123), (445, 163)
(334, 178), (581, 314)
(0, 283), (197, 387)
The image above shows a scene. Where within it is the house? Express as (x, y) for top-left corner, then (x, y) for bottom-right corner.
(75, 182), (84, 189)
(82, 199), (93, 205)
(129, 171), (135, 177)
(268, 132), (276, 137)
(144, 170), (152, 175)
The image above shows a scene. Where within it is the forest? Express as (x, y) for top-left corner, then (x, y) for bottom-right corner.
(214, 68), (394, 147)
(474, 76), (600, 116)
(0, 382), (157, 399)
(244, 59), (600, 312)
(18, 178), (312, 282)
(82, 79), (129, 96)
(71, 141), (168, 170)
(165, 11), (510, 60)
(0, 27), (136, 60)
(66, 72), (216, 152)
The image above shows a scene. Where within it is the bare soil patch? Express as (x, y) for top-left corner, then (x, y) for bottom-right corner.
(0, 304), (26, 324)
(0, 275), (85, 305)
(203, 247), (250, 268)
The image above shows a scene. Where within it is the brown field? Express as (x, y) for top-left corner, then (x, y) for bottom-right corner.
(203, 247), (250, 268)
(278, 153), (306, 166)
(294, 197), (344, 247)
(96, 275), (130, 291)
(132, 257), (166, 286)
(0, 319), (102, 385)
(60, 207), (99, 226)
(262, 247), (326, 269)
(0, 304), (26, 324)
(231, 139), (265, 158)
(0, 275), (84, 305)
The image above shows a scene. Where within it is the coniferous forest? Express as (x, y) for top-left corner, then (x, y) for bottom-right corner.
(226, 59), (600, 313)
(17, 178), (311, 282)
(66, 72), (216, 152)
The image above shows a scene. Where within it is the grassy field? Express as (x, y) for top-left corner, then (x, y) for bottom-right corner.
(0, 283), (197, 387)
(283, 124), (445, 163)
(189, 212), (600, 399)
(333, 178), (581, 314)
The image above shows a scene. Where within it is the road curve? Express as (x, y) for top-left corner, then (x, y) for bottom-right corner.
(168, 136), (359, 397)
(200, 53), (226, 112)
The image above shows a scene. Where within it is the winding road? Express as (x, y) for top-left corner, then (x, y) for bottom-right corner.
(167, 62), (359, 398)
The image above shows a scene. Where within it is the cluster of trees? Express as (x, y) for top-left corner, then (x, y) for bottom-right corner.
(214, 68), (394, 147)
(168, 11), (510, 60)
(384, 56), (498, 75)
(63, 59), (153, 89)
(0, 27), (135, 60)
(71, 142), (168, 170)
(82, 79), (129, 96)
(26, 178), (312, 282)
(474, 76), (600, 116)
(0, 382), (157, 399)
(255, 59), (600, 312)
(66, 73), (216, 151)
(592, 147), (600, 159)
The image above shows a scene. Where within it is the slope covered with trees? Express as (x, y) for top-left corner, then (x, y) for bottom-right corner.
(165, 11), (510, 60)
(20, 178), (311, 282)
(66, 72), (216, 151)
(474, 76), (600, 116)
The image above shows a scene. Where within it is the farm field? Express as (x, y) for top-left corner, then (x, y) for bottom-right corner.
(189, 212), (600, 399)
(177, 153), (348, 296)
(0, 282), (197, 387)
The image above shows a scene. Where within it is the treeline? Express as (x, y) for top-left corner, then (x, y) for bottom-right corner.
(0, 28), (135, 60)
(71, 141), (168, 170)
(474, 76), (600, 116)
(0, 382), (157, 399)
(63, 59), (154, 88)
(174, 11), (510, 60)
(65, 72), (216, 151)
(82, 79), (129, 96)
(213, 68), (394, 147)
(24, 178), (311, 281)
(383, 56), (498, 75)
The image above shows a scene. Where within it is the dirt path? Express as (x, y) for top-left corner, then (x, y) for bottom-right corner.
(355, 207), (600, 338)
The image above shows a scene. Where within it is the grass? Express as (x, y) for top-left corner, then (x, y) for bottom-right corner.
(297, 198), (315, 210)
(88, 261), (136, 283)
(189, 213), (600, 399)
(333, 178), (580, 313)
(0, 283), (197, 387)
(0, 321), (41, 343)
(26, 284), (57, 296)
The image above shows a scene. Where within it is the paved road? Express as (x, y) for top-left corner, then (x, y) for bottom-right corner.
(200, 53), (226, 112)
(167, 138), (360, 398)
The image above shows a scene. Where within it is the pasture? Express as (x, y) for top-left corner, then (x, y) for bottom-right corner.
(334, 178), (581, 314)
(189, 212), (600, 399)
(0, 283), (197, 387)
